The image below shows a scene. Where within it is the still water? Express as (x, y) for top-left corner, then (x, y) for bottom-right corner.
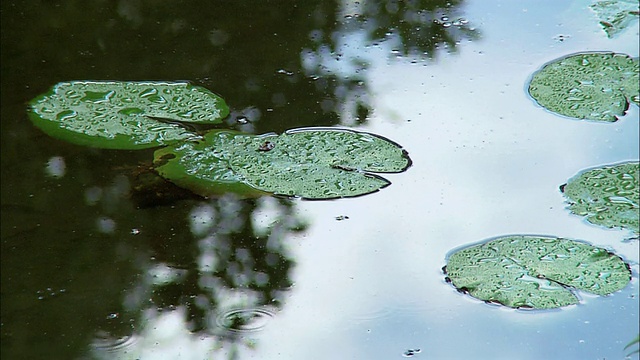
(1, 1), (639, 359)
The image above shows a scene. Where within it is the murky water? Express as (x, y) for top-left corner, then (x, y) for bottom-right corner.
(2, 1), (638, 359)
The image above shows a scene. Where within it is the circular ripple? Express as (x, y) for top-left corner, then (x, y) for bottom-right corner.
(215, 308), (275, 333)
(92, 331), (138, 353)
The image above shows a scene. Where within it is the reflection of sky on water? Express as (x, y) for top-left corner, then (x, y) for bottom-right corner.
(91, 1), (638, 359)
(253, 1), (639, 359)
(2, 0), (637, 359)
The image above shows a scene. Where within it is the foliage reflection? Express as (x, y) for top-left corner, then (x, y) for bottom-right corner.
(1, 0), (479, 358)
(91, 195), (306, 359)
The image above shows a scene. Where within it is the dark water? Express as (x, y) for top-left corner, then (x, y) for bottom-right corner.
(2, 1), (639, 359)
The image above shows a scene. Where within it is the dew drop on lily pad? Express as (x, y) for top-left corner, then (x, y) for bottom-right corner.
(528, 52), (639, 122)
(444, 235), (631, 309)
(28, 81), (229, 149)
(153, 127), (412, 200)
(561, 161), (639, 234)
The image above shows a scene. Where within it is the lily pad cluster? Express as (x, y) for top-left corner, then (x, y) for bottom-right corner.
(450, 51), (638, 307)
(154, 128), (411, 199)
(561, 162), (639, 234)
(28, 81), (411, 199)
(528, 52), (639, 121)
(444, 235), (631, 309)
(444, 161), (637, 309)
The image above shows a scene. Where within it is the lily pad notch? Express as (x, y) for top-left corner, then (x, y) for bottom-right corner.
(154, 127), (412, 200)
(28, 80), (413, 200)
(444, 235), (632, 309)
(28, 81), (229, 149)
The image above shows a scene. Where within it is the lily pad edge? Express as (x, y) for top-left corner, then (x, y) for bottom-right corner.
(526, 51), (640, 122)
(153, 127), (412, 200)
(443, 234), (633, 310)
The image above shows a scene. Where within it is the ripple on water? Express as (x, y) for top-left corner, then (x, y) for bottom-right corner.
(349, 304), (396, 322)
(91, 331), (138, 353)
(215, 307), (276, 333)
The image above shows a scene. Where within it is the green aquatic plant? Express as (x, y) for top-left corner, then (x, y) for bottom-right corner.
(28, 81), (229, 149)
(154, 128), (411, 200)
(28, 81), (411, 200)
(589, 0), (640, 38)
(444, 235), (631, 309)
(528, 52), (639, 121)
(561, 162), (639, 234)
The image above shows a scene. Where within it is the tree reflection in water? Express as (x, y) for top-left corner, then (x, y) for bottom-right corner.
(1, 0), (479, 358)
(91, 195), (306, 359)
(189, 0), (478, 132)
(300, 0), (478, 126)
(89, 0), (478, 358)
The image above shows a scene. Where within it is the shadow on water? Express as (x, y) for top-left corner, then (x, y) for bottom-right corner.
(1, 0), (478, 358)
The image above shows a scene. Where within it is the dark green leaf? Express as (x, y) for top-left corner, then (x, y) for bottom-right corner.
(28, 81), (229, 149)
(154, 128), (411, 199)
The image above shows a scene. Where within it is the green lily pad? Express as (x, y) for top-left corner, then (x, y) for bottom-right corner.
(444, 235), (632, 309)
(589, 0), (640, 38)
(528, 52), (639, 122)
(153, 128), (412, 199)
(28, 81), (229, 149)
(561, 162), (639, 234)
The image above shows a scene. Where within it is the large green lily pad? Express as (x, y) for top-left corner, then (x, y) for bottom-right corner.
(28, 81), (229, 149)
(561, 162), (639, 234)
(154, 128), (412, 199)
(444, 235), (632, 309)
(528, 52), (639, 122)
(589, 0), (640, 38)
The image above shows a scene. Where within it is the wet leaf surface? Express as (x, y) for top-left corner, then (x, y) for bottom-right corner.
(444, 235), (632, 309)
(561, 161), (639, 234)
(528, 52), (639, 121)
(154, 128), (411, 199)
(28, 81), (229, 149)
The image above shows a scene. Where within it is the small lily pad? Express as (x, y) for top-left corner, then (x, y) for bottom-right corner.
(528, 52), (639, 121)
(28, 81), (229, 149)
(561, 162), (639, 234)
(154, 127), (411, 199)
(589, 0), (640, 38)
(444, 235), (631, 309)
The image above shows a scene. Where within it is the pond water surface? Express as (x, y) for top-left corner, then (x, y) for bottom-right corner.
(1, 1), (639, 359)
